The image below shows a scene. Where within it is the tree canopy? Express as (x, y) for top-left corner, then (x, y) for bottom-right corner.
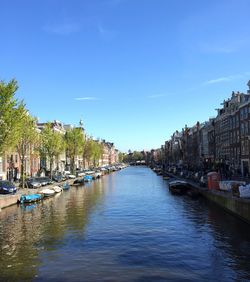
(16, 111), (40, 187)
(65, 127), (85, 173)
(0, 79), (24, 155)
(40, 123), (65, 178)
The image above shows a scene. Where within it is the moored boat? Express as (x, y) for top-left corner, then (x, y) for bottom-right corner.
(19, 193), (44, 204)
(40, 188), (56, 197)
(84, 175), (93, 182)
(52, 186), (63, 193)
(62, 182), (70, 190)
(168, 180), (190, 195)
(94, 171), (102, 179)
(186, 189), (200, 199)
(73, 178), (85, 185)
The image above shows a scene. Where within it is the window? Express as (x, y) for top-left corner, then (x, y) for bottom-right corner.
(244, 107), (248, 119)
(241, 123), (245, 135)
(245, 140), (249, 155)
(241, 140), (245, 155)
(245, 122), (248, 135)
(240, 109), (244, 120)
(236, 115), (239, 127)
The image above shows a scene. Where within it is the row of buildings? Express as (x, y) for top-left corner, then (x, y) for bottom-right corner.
(0, 120), (119, 181)
(147, 80), (250, 178)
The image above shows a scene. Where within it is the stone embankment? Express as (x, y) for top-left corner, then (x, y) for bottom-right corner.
(164, 172), (250, 224)
(0, 165), (127, 211)
(0, 179), (74, 211)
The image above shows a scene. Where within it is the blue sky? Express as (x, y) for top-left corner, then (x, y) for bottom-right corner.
(1, 0), (250, 152)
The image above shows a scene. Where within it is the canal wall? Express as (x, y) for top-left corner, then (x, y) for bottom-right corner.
(200, 189), (250, 224)
(0, 194), (19, 210)
(165, 172), (250, 224)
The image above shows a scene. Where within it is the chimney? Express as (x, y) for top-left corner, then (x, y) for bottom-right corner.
(247, 80), (250, 94)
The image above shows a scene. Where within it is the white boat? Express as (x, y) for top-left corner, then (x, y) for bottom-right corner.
(239, 184), (250, 198)
(52, 186), (63, 193)
(219, 181), (245, 192)
(85, 170), (95, 175)
(94, 171), (102, 178)
(40, 188), (55, 197)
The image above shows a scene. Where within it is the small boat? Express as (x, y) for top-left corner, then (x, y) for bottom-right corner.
(168, 180), (190, 195)
(163, 176), (170, 180)
(186, 189), (200, 199)
(94, 171), (102, 179)
(83, 175), (93, 182)
(52, 186), (63, 193)
(62, 182), (70, 190)
(73, 178), (85, 185)
(40, 188), (56, 197)
(20, 193), (43, 204)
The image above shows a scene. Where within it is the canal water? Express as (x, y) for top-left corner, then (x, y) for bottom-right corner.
(1, 166), (250, 282)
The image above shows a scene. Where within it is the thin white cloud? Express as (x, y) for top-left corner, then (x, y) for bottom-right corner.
(74, 97), (99, 101)
(43, 22), (80, 35)
(204, 73), (249, 85)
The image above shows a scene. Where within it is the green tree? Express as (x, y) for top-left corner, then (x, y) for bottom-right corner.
(118, 152), (124, 162)
(132, 151), (143, 161)
(65, 127), (85, 174)
(40, 123), (65, 178)
(0, 79), (24, 155)
(16, 111), (40, 188)
(92, 141), (103, 168)
(82, 138), (92, 168)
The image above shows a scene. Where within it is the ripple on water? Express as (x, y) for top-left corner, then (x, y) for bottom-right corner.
(0, 167), (250, 282)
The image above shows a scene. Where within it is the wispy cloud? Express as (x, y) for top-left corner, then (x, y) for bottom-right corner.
(204, 73), (249, 85)
(43, 22), (80, 35)
(74, 97), (99, 101)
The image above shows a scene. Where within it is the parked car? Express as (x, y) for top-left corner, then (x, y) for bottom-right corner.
(38, 177), (54, 186)
(25, 177), (42, 188)
(0, 180), (17, 194)
(52, 175), (63, 182)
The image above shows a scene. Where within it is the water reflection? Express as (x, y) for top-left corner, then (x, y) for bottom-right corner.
(0, 167), (250, 281)
(0, 179), (106, 281)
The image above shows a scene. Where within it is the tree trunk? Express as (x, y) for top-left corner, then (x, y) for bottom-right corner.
(71, 156), (75, 174)
(21, 158), (25, 189)
(50, 159), (53, 179)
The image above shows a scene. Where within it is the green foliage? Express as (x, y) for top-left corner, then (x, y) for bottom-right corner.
(0, 79), (24, 155)
(132, 151), (143, 161)
(16, 111), (40, 187)
(40, 123), (65, 177)
(123, 151), (144, 162)
(91, 141), (103, 167)
(65, 127), (85, 173)
(118, 152), (124, 162)
(82, 138), (103, 168)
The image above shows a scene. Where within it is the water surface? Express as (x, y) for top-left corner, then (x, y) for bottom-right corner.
(1, 166), (250, 281)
